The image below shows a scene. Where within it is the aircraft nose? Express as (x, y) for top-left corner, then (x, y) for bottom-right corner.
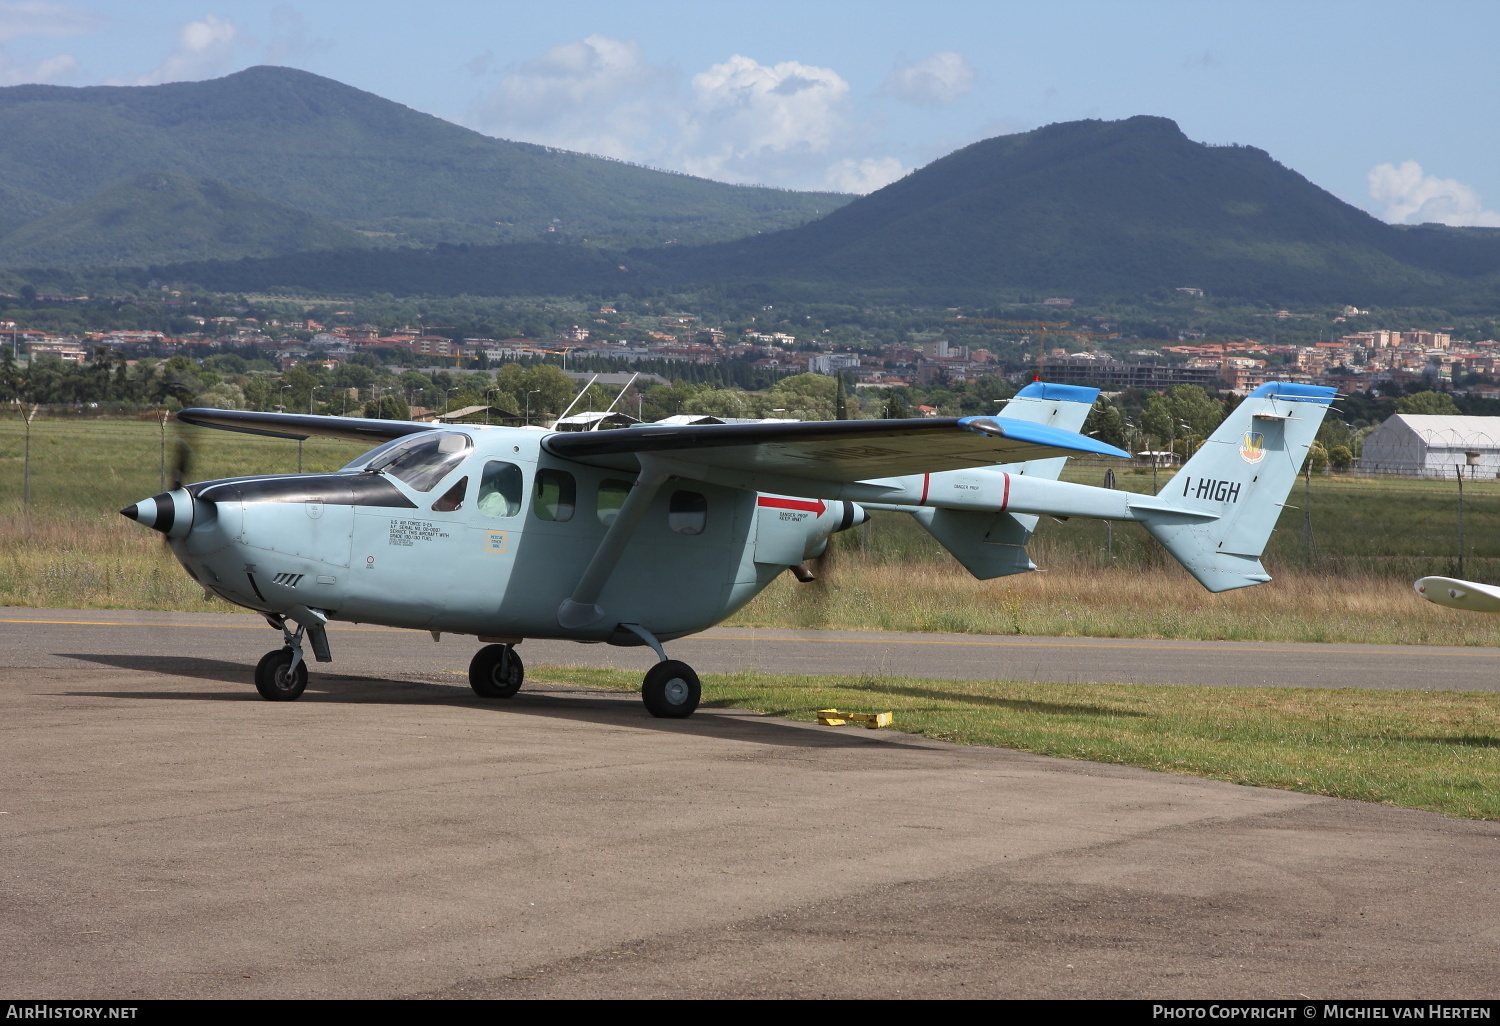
(120, 489), (201, 537)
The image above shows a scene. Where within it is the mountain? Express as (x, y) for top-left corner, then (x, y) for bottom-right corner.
(659, 116), (1500, 306)
(0, 66), (847, 254)
(0, 173), (370, 267)
(25, 114), (1500, 308)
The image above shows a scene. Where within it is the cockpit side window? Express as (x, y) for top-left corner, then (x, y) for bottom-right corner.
(363, 431), (473, 492)
(431, 476), (468, 512)
(478, 461), (523, 518)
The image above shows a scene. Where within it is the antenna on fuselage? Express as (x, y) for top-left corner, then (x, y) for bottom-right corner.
(554, 374), (600, 425)
(592, 372), (640, 429)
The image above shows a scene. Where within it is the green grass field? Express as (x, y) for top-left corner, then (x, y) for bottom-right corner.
(539, 667), (1500, 821)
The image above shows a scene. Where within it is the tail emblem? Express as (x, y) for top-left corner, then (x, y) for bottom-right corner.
(1238, 431), (1266, 464)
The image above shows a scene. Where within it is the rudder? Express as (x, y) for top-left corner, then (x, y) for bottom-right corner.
(1138, 382), (1335, 592)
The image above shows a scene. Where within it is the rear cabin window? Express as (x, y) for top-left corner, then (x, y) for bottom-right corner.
(597, 480), (632, 526)
(478, 461), (523, 518)
(534, 469), (576, 522)
(668, 490), (707, 535)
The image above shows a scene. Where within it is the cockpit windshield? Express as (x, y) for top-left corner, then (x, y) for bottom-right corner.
(342, 431), (473, 492)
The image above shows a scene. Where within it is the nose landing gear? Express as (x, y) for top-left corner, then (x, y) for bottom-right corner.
(254, 622), (309, 701)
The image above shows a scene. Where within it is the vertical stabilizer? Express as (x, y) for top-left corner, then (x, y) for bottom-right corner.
(1136, 382), (1335, 592)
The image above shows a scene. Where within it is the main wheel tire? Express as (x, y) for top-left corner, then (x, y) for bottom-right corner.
(254, 647), (308, 701)
(469, 644), (524, 698)
(641, 660), (700, 719)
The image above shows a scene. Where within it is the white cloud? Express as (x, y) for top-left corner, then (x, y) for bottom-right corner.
(0, 47), (74, 83)
(474, 34), (670, 161)
(0, 1), (88, 84)
(677, 54), (852, 184)
(882, 51), (974, 107)
(824, 156), (906, 194)
(1368, 160), (1500, 228)
(470, 36), (904, 191)
(0, 1), (90, 41)
(131, 14), (242, 86)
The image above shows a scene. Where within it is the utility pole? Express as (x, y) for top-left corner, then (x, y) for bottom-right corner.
(159, 407), (167, 492)
(1302, 458), (1315, 567)
(1103, 467), (1116, 562)
(22, 402), (37, 509)
(1456, 463), (1465, 577)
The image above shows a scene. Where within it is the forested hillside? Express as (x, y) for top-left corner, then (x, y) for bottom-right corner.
(661, 116), (1500, 307)
(0, 66), (848, 259)
(0, 174), (369, 267)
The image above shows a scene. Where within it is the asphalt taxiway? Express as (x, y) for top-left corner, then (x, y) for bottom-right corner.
(1, 609), (1497, 998)
(4, 606), (1499, 691)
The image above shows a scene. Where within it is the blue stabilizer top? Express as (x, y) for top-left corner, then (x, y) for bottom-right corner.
(959, 415), (1131, 458)
(1245, 381), (1337, 405)
(1013, 381), (1100, 404)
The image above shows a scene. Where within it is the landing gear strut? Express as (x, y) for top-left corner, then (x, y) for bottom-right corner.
(619, 623), (700, 719)
(469, 644), (524, 698)
(254, 622), (309, 701)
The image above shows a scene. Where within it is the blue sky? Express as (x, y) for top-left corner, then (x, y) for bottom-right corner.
(3, 1), (1497, 223)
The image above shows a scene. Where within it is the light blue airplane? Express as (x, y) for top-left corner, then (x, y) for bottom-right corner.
(122, 380), (1334, 718)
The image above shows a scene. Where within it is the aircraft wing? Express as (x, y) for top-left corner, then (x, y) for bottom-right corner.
(176, 408), (437, 445)
(543, 416), (1128, 481)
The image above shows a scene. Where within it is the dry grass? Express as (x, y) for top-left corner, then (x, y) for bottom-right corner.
(728, 555), (1500, 646)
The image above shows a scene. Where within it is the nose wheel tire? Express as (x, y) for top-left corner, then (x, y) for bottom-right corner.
(254, 647), (308, 701)
(469, 644), (524, 698)
(642, 660), (701, 719)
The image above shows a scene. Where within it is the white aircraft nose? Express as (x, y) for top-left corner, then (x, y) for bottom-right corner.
(120, 495), (163, 529)
(120, 488), (197, 538)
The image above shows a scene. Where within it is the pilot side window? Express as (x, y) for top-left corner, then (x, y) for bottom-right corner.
(431, 476), (468, 512)
(478, 461), (523, 518)
(534, 469), (576, 522)
(596, 479), (632, 527)
(668, 490), (707, 535)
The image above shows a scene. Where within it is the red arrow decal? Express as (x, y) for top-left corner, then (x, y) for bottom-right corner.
(757, 496), (827, 514)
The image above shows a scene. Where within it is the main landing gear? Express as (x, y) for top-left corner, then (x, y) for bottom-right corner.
(621, 623), (700, 719)
(468, 644), (525, 698)
(641, 660), (700, 719)
(465, 633), (702, 719)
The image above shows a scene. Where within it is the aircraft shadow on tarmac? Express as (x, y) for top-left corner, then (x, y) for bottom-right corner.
(850, 680), (1149, 718)
(56, 653), (918, 750)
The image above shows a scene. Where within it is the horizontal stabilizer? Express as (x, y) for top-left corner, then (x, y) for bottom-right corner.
(911, 507), (1037, 580)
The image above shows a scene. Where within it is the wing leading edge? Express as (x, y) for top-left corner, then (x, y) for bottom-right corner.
(176, 408), (437, 445)
(543, 415), (1128, 481)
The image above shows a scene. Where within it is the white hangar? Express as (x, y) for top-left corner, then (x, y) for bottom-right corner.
(1359, 414), (1500, 478)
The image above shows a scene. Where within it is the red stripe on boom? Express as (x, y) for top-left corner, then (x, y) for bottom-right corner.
(999, 472), (1011, 512)
(919, 473), (930, 505)
(757, 496), (826, 514)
